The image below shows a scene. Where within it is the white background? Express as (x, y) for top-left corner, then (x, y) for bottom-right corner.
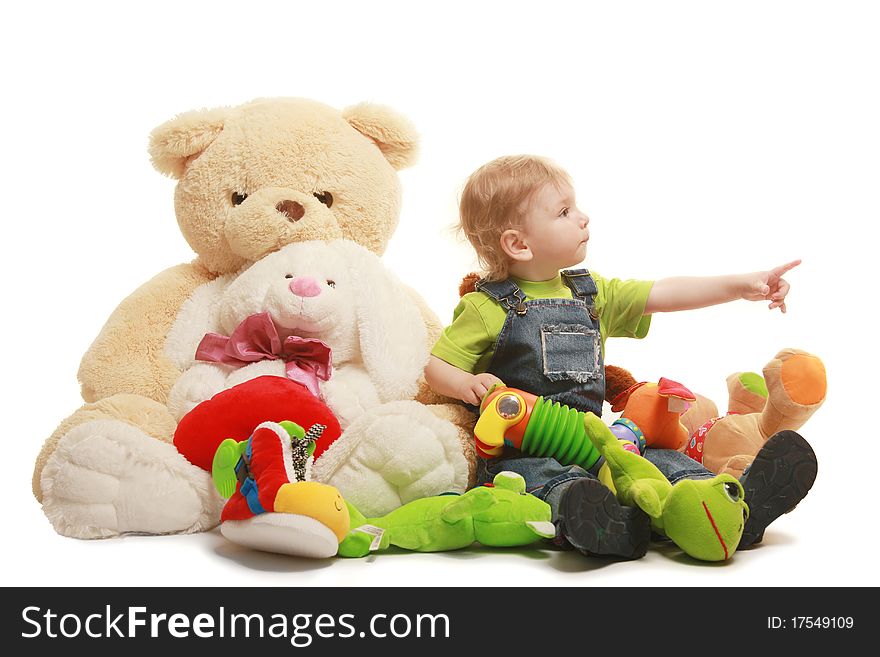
(3, 0), (877, 587)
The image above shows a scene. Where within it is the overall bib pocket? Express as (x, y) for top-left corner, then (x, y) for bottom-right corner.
(540, 324), (600, 383)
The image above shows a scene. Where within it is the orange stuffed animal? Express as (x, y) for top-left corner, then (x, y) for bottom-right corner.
(607, 349), (826, 478)
(605, 367), (697, 450)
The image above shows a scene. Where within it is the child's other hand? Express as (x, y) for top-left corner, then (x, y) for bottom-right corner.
(460, 373), (504, 406)
(742, 260), (801, 312)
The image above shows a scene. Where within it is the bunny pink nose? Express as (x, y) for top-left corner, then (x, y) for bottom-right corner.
(289, 276), (322, 297)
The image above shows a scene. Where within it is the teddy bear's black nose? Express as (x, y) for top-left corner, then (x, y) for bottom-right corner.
(276, 200), (305, 223)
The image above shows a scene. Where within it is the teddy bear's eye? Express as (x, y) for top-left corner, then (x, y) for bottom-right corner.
(285, 274), (293, 279)
(314, 191), (333, 208)
(326, 280), (336, 288)
(231, 192), (248, 206)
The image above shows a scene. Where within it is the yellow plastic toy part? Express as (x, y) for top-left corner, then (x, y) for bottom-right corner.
(474, 390), (527, 456)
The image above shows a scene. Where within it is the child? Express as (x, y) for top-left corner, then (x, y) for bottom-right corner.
(425, 155), (817, 559)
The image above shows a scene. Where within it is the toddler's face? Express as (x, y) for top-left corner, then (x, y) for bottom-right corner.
(519, 182), (590, 270)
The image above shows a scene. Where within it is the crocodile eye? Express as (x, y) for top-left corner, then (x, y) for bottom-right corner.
(314, 191), (333, 208)
(497, 394), (522, 420)
(723, 481), (743, 503)
(231, 191), (248, 206)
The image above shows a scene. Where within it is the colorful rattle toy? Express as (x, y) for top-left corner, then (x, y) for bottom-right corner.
(474, 385), (646, 468)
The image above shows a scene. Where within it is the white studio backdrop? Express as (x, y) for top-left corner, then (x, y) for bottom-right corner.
(2, 0), (877, 586)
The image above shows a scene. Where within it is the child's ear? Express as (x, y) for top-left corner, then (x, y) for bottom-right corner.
(500, 229), (532, 262)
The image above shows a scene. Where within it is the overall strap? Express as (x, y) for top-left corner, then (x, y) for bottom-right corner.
(561, 269), (599, 318)
(475, 277), (528, 315)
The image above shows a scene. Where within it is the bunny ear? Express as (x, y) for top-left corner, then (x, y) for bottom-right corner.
(334, 240), (429, 402)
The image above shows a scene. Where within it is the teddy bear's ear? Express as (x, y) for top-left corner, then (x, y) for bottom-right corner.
(148, 107), (230, 179)
(342, 102), (419, 170)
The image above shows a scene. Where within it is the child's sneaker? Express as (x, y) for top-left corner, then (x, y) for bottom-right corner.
(738, 430), (818, 548)
(558, 477), (651, 560)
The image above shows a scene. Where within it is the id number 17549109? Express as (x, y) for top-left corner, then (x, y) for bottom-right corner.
(768, 617), (854, 630)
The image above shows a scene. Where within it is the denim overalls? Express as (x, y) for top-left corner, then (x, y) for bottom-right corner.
(478, 269), (605, 415)
(474, 269), (714, 524)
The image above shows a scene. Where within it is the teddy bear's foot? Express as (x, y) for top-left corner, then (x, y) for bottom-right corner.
(220, 513), (340, 558)
(726, 372), (769, 415)
(758, 350), (826, 436)
(41, 419), (224, 538)
(739, 430), (818, 548)
(311, 400), (469, 517)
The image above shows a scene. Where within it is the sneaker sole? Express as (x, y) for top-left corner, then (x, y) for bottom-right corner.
(740, 430), (818, 548)
(560, 478), (651, 560)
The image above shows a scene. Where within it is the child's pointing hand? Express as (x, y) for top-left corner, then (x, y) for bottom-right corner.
(742, 260), (801, 313)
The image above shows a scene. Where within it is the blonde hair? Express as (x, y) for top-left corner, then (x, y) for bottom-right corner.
(459, 155), (572, 281)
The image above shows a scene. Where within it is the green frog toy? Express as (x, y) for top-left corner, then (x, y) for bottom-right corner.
(338, 471), (555, 557)
(583, 412), (749, 561)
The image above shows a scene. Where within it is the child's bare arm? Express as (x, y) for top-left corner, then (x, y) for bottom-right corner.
(644, 260), (800, 314)
(425, 356), (503, 405)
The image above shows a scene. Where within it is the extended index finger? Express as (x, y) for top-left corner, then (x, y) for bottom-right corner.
(771, 259), (802, 278)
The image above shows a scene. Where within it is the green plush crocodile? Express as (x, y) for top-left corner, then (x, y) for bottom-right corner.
(338, 472), (555, 557)
(584, 412), (749, 561)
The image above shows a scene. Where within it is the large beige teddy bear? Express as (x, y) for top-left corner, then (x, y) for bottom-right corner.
(33, 97), (475, 538)
(166, 239), (469, 517)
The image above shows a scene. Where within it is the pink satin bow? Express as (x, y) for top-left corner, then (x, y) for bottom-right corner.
(195, 312), (332, 398)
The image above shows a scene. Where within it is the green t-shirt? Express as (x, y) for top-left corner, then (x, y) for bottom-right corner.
(431, 272), (654, 374)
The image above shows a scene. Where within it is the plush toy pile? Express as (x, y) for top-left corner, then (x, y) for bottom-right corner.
(33, 97), (475, 540)
(606, 349), (827, 478)
(33, 96), (824, 563)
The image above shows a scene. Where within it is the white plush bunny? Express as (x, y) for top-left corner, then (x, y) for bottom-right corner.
(165, 239), (468, 516)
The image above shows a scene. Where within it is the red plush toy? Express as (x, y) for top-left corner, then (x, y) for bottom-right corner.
(173, 376), (342, 472)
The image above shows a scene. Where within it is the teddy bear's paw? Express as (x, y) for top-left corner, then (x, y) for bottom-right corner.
(311, 400), (469, 517)
(40, 419), (223, 538)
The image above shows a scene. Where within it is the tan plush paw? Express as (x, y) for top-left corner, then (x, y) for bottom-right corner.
(726, 371), (769, 415)
(774, 350), (827, 406)
(714, 454), (755, 479)
(759, 350), (826, 434)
